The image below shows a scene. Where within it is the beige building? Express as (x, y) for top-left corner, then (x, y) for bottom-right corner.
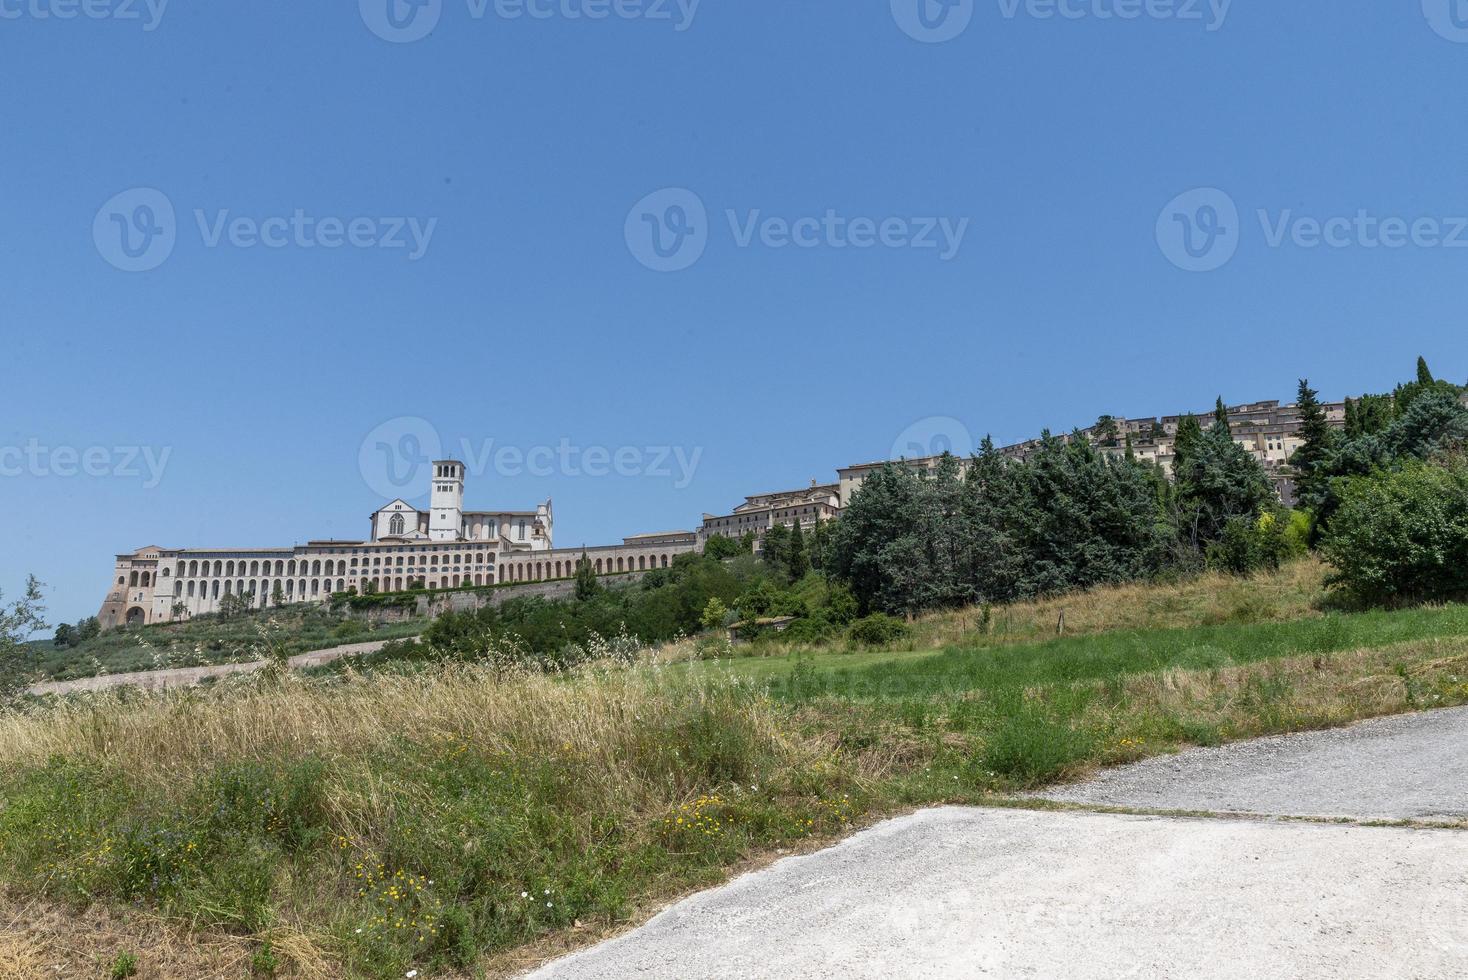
(699, 482), (841, 552)
(97, 461), (695, 630)
(835, 399), (1349, 508)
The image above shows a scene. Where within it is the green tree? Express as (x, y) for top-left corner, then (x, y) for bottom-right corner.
(761, 523), (791, 573)
(52, 622), (74, 648)
(271, 583), (287, 608)
(574, 554), (600, 601)
(1094, 415), (1120, 446)
(1173, 415), (1275, 553)
(808, 517), (831, 571)
(700, 596), (728, 632)
(1322, 458), (1468, 605)
(1212, 397), (1231, 434)
(787, 520), (810, 582)
(1290, 378), (1336, 513)
(1, 576), (47, 704)
(75, 616), (101, 642)
(703, 534), (745, 560)
(1172, 414), (1204, 473)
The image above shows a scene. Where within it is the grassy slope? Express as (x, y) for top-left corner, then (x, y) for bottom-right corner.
(3, 560), (1468, 978)
(30, 607), (427, 681)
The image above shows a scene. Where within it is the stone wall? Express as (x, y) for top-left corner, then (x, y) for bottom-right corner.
(343, 572), (651, 625)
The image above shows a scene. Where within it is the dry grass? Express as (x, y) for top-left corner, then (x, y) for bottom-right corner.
(727, 560), (1332, 661)
(1094, 634), (1468, 743)
(0, 894), (266, 979)
(0, 664), (791, 797)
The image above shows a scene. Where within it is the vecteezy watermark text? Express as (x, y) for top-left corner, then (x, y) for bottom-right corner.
(890, 0), (1230, 43)
(0, 0), (168, 30)
(358, 418), (702, 500)
(0, 440), (171, 489)
(625, 188), (969, 272)
(1156, 187), (1468, 272)
(359, 0), (699, 43)
(93, 188), (437, 272)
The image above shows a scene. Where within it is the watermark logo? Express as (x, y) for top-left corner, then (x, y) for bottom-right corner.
(627, 187), (970, 273)
(360, 0), (442, 42)
(361, 0), (699, 42)
(891, 0), (974, 43)
(1424, 0), (1468, 42)
(0, 440), (172, 489)
(1158, 187), (1468, 272)
(93, 187), (176, 273)
(359, 417), (442, 500)
(93, 187), (439, 271)
(358, 418), (704, 495)
(996, 0), (1231, 31)
(0, 0), (169, 30)
(891, 416), (974, 462)
(1156, 187), (1239, 272)
(625, 187), (709, 273)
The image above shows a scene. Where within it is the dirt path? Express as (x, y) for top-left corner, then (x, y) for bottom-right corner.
(27, 638), (411, 696)
(529, 707), (1468, 979)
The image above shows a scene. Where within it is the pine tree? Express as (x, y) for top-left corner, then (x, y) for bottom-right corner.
(1418, 355), (1435, 386)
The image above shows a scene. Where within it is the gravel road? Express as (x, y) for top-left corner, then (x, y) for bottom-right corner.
(1038, 706), (1468, 821)
(529, 707), (1468, 979)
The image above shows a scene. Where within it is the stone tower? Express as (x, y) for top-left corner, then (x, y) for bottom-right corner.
(428, 459), (465, 540)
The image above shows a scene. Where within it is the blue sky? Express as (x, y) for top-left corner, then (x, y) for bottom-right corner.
(2, 0), (1466, 629)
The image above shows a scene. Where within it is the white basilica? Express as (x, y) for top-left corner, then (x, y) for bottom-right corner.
(97, 460), (697, 629)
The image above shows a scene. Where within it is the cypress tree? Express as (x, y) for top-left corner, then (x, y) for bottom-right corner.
(1291, 378), (1336, 512)
(574, 553), (599, 600)
(1417, 355), (1435, 386)
(1213, 397), (1231, 434)
(1173, 414), (1204, 473)
(787, 520), (809, 582)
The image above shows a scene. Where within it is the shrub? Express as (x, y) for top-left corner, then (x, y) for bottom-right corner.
(1207, 509), (1308, 576)
(846, 613), (908, 647)
(1322, 458), (1468, 605)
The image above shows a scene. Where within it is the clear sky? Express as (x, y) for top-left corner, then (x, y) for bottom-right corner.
(2, 1), (1466, 629)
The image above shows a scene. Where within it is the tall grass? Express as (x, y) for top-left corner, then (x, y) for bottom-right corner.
(0, 666), (862, 978)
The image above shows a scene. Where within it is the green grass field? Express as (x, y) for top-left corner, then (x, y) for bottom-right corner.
(3, 561), (1467, 978)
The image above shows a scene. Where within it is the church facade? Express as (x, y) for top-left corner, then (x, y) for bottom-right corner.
(96, 460), (697, 630)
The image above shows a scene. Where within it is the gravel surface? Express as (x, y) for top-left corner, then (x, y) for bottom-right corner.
(530, 708), (1468, 978)
(528, 807), (1468, 979)
(1038, 706), (1468, 821)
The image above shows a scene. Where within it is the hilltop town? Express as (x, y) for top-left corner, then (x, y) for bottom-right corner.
(96, 389), (1394, 632)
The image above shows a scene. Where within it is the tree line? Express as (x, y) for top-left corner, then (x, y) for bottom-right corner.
(826, 358), (1467, 616)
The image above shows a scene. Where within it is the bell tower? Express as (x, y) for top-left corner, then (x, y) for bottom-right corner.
(428, 460), (465, 541)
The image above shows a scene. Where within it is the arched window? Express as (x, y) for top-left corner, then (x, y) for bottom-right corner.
(389, 513), (405, 536)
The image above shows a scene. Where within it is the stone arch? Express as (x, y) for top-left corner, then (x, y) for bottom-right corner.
(125, 606), (145, 626)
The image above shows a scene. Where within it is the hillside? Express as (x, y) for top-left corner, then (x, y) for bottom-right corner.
(5, 559), (1468, 977)
(30, 605), (425, 681)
